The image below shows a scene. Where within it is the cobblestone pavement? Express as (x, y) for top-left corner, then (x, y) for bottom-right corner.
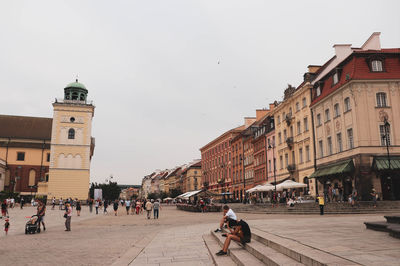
(0, 205), (399, 266)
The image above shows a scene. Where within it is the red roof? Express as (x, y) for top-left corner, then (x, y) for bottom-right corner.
(311, 49), (400, 106)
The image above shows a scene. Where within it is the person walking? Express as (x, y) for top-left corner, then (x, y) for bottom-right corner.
(88, 198), (93, 213)
(103, 200), (108, 214)
(317, 194), (325, 215)
(370, 188), (378, 208)
(51, 197), (56, 210)
(4, 218), (10, 235)
(37, 201), (46, 231)
(1, 200), (7, 218)
(113, 200), (119, 216)
(76, 200), (81, 216)
(153, 200), (161, 219)
(59, 198), (63, 210)
(64, 203), (72, 231)
(145, 200), (153, 219)
(20, 197), (25, 209)
(125, 199), (131, 215)
(95, 199), (99, 215)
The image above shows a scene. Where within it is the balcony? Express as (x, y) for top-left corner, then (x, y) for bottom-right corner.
(287, 164), (296, 173)
(285, 114), (293, 126)
(286, 137), (294, 149)
(55, 98), (94, 105)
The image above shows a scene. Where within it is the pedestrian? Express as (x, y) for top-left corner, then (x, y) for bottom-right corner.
(351, 189), (358, 207)
(214, 205), (237, 233)
(1, 200), (7, 218)
(76, 200), (81, 216)
(64, 203), (72, 231)
(95, 199), (99, 215)
(10, 198), (15, 208)
(317, 194), (325, 215)
(37, 200), (46, 231)
(59, 198), (63, 210)
(89, 198), (93, 213)
(370, 188), (378, 208)
(113, 200), (119, 216)
(125, 199), (131, 215)
(338, 186), (343, 202)
(153, 200), (161, 219)
(216, 218), (251, 256)
(20, 197), (25, 209)
(51, 197), (56, 210)
(4, 218), (10, 235)
(332, 187), (337, 202)
(145, 200), (153, 219)
(103, 200), (108, 214)
(136, 200), (141, 215)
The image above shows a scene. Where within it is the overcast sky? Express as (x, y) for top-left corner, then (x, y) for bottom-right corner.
(1, 1), (399, 185)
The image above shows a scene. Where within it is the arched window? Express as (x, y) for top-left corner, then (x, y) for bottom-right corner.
(344, 97), (351, 112)
(68, 128), (75, 139)
(376, 92), (387, 107)
(28, 169), (36, 187)
(371, 60), (383, 72)
(72, 92), (78, 100)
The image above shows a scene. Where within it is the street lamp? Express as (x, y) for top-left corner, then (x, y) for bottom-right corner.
(268, 143), (277, 200)
(383, 117), (394, 200)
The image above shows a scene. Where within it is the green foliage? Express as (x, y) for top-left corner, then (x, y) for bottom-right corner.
(89, 181), (121, 201)
(169, 188), (182, 198)
(0, 191), (20, 201)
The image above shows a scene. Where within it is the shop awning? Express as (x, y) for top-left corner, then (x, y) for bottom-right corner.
(310, 159), (354, 178)
(373, 157), (400, 171)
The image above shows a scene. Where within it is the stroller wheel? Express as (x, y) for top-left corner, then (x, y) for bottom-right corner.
(25, 229), (28, 234)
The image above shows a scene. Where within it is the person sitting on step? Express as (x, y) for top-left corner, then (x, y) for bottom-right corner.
(216, 218), (251, 256)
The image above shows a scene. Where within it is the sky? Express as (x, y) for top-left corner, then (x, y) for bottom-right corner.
(1, 0), (399, 185)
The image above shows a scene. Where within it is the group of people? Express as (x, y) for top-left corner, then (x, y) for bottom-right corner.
(213, 205), (251, 256)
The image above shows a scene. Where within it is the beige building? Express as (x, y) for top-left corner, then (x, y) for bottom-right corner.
(273, 74), (318, 195)
(181, 160), (202, 192)
(310, 33), (400, 200)
(38, 80), (95, 200)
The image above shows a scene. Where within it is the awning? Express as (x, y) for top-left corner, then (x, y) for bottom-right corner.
(276, 180), (307, 190)
(373, 157), (400, 171)
(310, 159), (354, 178)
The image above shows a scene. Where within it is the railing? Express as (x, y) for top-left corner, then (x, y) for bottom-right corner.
(55, 98), (94, 105)
(285, 114), (293, 125)
(286, 137), (294, 149)
(287, 164), (296, 172)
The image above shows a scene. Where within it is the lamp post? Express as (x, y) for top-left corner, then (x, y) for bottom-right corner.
(383, 117), (394, 200)
(268, 143), (277, 200)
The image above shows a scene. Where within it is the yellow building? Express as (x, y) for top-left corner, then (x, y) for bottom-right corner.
(41, 80), (95, 200)
(181, 160), (202, 192)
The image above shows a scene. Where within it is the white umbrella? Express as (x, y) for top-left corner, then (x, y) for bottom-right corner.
(276, 180), (307, 190)
(246, 185), (262, 193)
(256, 183), (280, 192)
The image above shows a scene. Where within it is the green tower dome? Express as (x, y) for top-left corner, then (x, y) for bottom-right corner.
(64, 79), (88, 101)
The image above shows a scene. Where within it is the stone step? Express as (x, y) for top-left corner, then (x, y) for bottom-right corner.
(364, 221), (400, 239)
(250, 228), (359, 266)
(385, 215), (400, 224)
(211, 231), (264, 266)
(202, 234), (236, 266)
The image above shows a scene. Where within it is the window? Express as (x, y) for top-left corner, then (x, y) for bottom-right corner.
(285, 154), (289, 167)
(70, 117), (75, 123)
(344, 97), (351, 112)
(304, 117), (308, 131)
(316, 114), (322, 126)
(334, 103), (340, 118)
(290, 126), (293, 137)
(278, 132), (282, 144)
(289, 108), (292, 117)
(277, 115), (281, 124)
(333, 73), (339, 85)
(296, 102), (300, 112)
(316, 87), (321, 97)
(299, 148), (303, 164)
(337, 133), (343, 152)
(347, 128), (354, 149)
(319, 140), (324, 158)
(302, 97), (307, 108)
(279, 156), (283, 169)
(47, 153), (50, 162)
(376, 92), (387, 107)
(292, 150), (295, 164)
(305, 145), (310, 162)
(268, 160), (271, 172)
(283, 129), (287, 140)
(371, 60), (383, 72)
(17, 152), (25, 161)
(68, 128), (75, 139)
(380, 124), (391, 146)
(297, 121), (301, 135)
(325, 109), (330, 122)
(327, 137), (332, 155)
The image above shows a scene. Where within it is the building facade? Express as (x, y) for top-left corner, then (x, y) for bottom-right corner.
(310, 32), (400, 200)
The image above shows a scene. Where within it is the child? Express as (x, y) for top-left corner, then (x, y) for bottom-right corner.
(4, 218), (10, 235)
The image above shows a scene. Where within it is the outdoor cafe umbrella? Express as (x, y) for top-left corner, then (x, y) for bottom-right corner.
(256, 183), (280, 192)
(246, 185), (263, 193)
(275, 180), (307, 190)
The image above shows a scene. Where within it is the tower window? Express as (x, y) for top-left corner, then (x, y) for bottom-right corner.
(68, 128), (75, 139)
(72, 92), (78, 100)
(70, 117), (75, 123)
(80, 94), (85, 101)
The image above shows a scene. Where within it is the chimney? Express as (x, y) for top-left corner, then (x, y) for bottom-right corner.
(361, 32), (381, 50)
(333, 44), (352, 61)
(244, 117), (256, 128)
(256, 109), (269, 120)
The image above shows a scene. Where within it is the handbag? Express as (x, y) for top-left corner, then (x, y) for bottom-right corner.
(63, 213), (68, 218)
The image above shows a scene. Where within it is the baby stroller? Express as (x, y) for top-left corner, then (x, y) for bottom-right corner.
(25, 215), (41, 234)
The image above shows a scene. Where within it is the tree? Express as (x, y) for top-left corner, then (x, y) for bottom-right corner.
(89, 181), (121, 201)
(169, 188), (182, 198)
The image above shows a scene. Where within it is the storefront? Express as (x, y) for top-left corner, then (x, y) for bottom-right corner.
(372, 157), (400, 200)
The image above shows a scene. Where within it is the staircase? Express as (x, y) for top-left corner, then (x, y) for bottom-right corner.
(230, 201), (400, 215)
(203, 228), (359, 265)
(365, 215), (400, 239)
